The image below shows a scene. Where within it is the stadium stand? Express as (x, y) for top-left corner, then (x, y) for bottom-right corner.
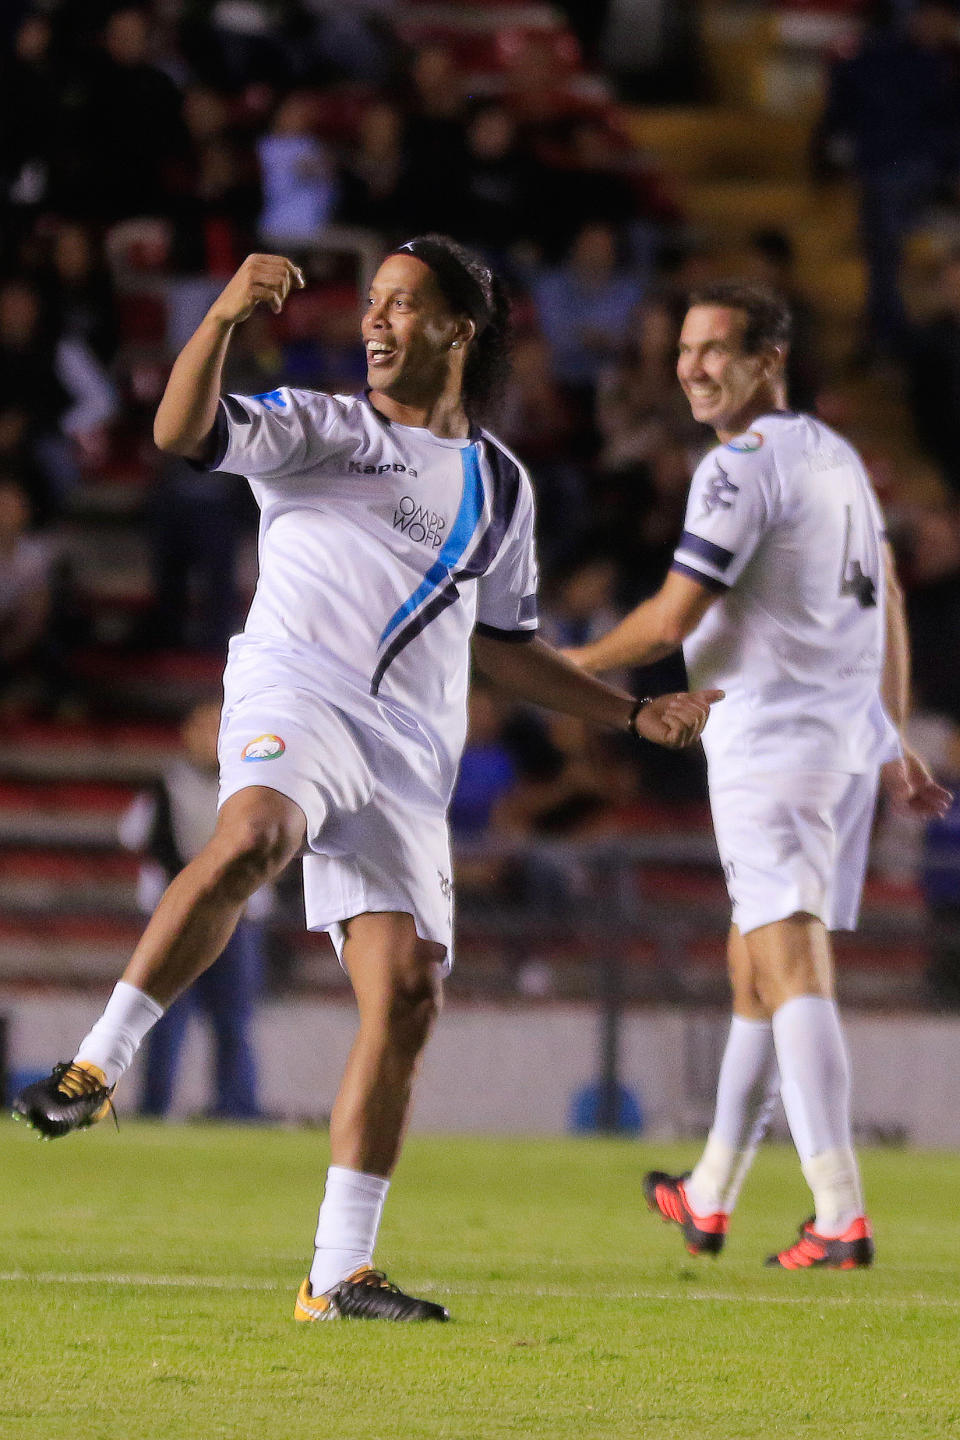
(1, 0), (957, 1020)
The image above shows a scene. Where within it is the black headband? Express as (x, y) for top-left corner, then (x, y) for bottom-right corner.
(392, 238), (495, 335)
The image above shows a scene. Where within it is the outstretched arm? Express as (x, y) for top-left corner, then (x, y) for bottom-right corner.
(153, 253), (304, 460)
(565, 569), (718, 674)
(471, 632), (722, 749)
(879, 543), (952, 817)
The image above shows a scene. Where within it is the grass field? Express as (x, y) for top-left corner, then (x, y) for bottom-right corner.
(3, 1121), (960, 1440)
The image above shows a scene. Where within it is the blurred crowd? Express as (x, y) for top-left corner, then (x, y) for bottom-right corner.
(2, 0), (960, 984)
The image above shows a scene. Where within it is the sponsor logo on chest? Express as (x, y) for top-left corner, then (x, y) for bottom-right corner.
(393, 494), (446, 549)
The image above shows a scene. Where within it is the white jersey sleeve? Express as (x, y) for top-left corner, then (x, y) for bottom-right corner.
(672, 442), (779, 593)
(203, 386), (345, 480)
(474, 449), (539, 639)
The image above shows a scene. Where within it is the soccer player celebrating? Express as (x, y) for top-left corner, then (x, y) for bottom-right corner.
(13, 238), (720, 1320)
(566, 283), (951, 1269)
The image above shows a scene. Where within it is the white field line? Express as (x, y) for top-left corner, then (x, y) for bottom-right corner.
(1, 1271), (960, 1309)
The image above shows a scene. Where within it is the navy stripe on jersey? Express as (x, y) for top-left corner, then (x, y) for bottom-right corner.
(678, 530), (735, 572)
(371, 581), (461, 696)
(189, 400), (231, 471)
(670, 560), (728, 593)
(378, 444), (484, 646)
(450, 437), (521, 581)
(475, 622), (537, 643)
(370, 436), (525, 695)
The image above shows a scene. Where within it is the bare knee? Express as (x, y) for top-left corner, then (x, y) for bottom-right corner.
(745, 913), (834, 1011)
(206, 812), (302, 902)
(381, 962), (443, 1056)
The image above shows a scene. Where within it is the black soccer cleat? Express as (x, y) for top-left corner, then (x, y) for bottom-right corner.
(12, 1061), (115, 1139)
(295, 1267), (450, 1322)
(643, 1170), (729, 1257)
(765, 1215), (874, 1270)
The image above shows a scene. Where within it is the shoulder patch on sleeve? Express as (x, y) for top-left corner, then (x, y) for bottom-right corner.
(251, 388), (288, 412)
(698, 459), (741, 517)
(724, 428), (764, 454)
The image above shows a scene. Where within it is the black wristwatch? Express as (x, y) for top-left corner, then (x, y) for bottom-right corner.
(628, 697), (653, 738)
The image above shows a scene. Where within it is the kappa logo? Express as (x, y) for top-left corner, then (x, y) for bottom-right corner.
(437, 869), (453, 901)
(394, 495), (446, 549)
(700, 463), (740, 517)
(348, 460), (419, 478)
(241, 734), (286, 762)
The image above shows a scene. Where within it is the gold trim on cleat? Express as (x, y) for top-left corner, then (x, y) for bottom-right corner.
(294, 1277), (339, 1322)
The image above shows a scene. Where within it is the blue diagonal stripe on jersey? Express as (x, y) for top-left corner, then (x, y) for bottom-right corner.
(378, 444), (484, 646)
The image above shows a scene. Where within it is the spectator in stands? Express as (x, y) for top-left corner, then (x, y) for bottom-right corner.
(919, 720), (960, 1009)
(540, 550), (625, 656)
(535, 119), (643, 264)
(909, 247), (960, 497)
(899, 504), (960, 722)
(456, 104), (539, 263)
(498, 330), (587, 567)
(42, 222), (118, 367)
(448, 679), (519, 903)
(120, 700), (268, 1119)
(172, 84), (263, 275)
(0, 474), (61, 713)
(334, 100), (411, 241)
(818, 0), (960, 358)
(74, 6), (193, 222)
(401, 46), (469, 233)
(0, 11), (69, 229)
(595, 292), (702, 477)
(0, 277), (117, 514)
(257, 91), (338, 248)
(530, 221), (647, 432)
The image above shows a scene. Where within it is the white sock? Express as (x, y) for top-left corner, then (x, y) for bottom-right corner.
(75, 981), (165, 1088)
(685, 1016), (779, 1216)
(309, 1166), (390, 1294)
(772, 994), (864, 1234)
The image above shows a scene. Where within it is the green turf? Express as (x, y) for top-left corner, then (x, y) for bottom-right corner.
(3, 1121), (960, 1439)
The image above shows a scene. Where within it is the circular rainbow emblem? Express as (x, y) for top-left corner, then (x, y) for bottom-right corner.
(241, 734), (286, 761)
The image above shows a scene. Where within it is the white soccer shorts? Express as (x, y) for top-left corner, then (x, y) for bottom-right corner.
(218, 688), (454, 970)
(708, 769), (879, 936)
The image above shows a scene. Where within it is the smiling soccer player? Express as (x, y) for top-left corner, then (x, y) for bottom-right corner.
(567, 282), (951, 1268)
(13, 237), (720, 1321)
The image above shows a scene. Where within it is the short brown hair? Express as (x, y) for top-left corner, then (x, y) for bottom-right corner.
(687, 281), (792, 354)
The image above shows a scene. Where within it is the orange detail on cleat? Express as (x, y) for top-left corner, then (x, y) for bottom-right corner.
(767, 1215), (874, 1270)
(643, 1171), (728, 1257)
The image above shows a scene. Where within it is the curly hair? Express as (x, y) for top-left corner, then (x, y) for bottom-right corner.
(390, 234), (513, 423)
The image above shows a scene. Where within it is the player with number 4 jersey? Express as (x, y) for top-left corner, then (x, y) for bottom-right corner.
(676, 409), (895, 782)
(567, 282), (951, 1268)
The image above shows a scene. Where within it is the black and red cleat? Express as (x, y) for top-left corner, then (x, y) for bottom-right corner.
(765, 1216), (874, 1270)
(643, 1170), (729, 1257)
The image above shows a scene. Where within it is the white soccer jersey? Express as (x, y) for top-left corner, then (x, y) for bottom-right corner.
(672, 411), (899, 781)
(204, 387), (539, 804)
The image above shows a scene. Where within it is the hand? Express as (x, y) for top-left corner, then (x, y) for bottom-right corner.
(633, 689), (724, 750)
(881, 746), (953, 817)
(207, 253), (305, 326)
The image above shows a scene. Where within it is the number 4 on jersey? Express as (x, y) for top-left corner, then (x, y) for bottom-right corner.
(839, 505), (877, 608)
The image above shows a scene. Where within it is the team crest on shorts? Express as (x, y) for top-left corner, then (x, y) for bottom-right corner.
(241, 734), (286, 762)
